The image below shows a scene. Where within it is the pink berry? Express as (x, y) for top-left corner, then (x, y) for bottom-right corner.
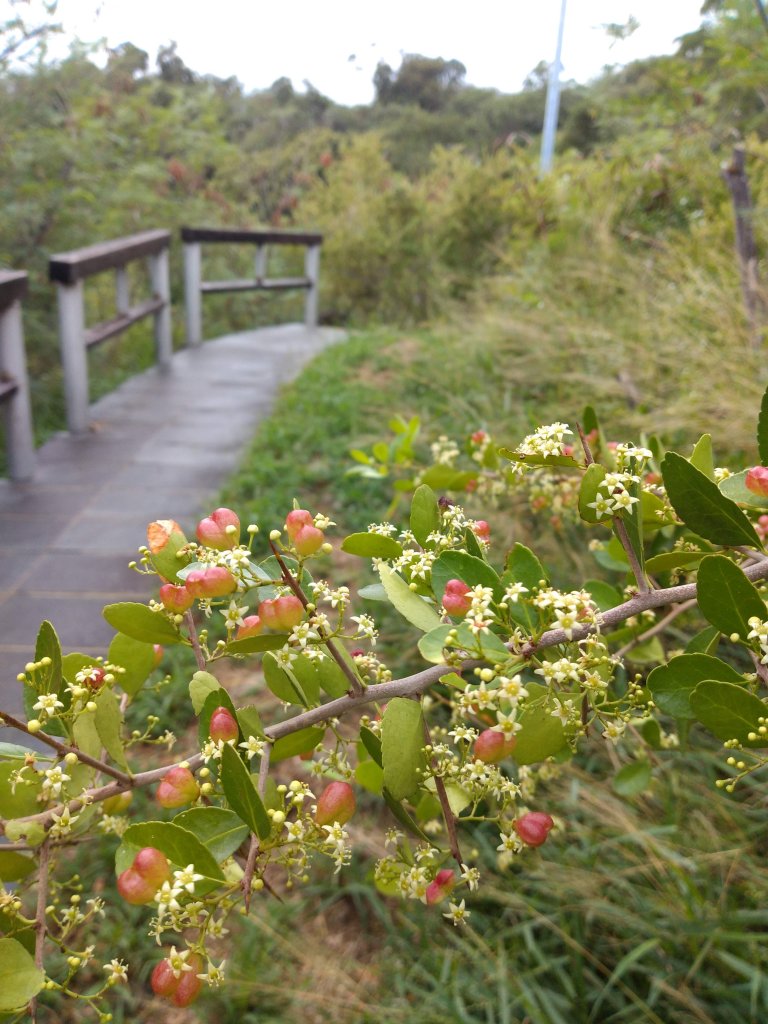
(132, 847), (171, 888)
(513, 811), (554, 848)
(443, 579), (472, 616)
(293, 524), (325, 556)
(236, 614), (263, 639)
(117, 867), (156, 905)
(474, 728), (516, 764)
(147, 519), (185, 554)
(285, 509), (314, 540)
(425, 868), (456, 905)
(173, 959), (203, 1007)
(156, 766), (200, 809)
(159, 583), (194, 613)
(150, 959), (178, 997)
(152, 644), (164, 667)
(746, 466), (768, 497)
(258, 595), (304, 632)
(196, 507), (240, 550)
(315, 781), (356, 826)
(209, 706), (238, 743)
(185, 566), (237, 599)
(473, 520), (491, 543)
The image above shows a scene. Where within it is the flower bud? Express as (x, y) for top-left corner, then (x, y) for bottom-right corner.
(513, 811), (554, 848)
(236, 615), (263, 639)
(185, 566), (237, 599)
(443, 579), (472, 617)
(258, 595), (304, 631)
(285, 509), (314, 540)
(209, 706), (239, 744)
(156, 766), (200, 808)
(159, 583), (194, 613)
(196, 507), (241, 550)
(746, 466), (768, 497)
(314, 781), (356, 826)
(425, 868), (456, 905)
(474, 728), (516, 764)
(152, 644), (164, 667)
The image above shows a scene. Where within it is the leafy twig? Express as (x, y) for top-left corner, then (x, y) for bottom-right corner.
(423, 719), (462, 866)
(243, 743), (271, 911)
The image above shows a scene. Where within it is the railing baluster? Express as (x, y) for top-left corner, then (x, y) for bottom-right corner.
(0, 273), (35, 480)
(183, 241), (202, 348)
(304, 243), (320, 330)
(149, 248), (172, 369)
(57, 279), (89, 434)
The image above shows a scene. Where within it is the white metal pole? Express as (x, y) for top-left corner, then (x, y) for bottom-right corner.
(57, 280), (89, 434)
(540, 0), (568, 175)
(0, 300), (36, 479)
(149, 248), (173, 370)
(183, 242), (202, 347)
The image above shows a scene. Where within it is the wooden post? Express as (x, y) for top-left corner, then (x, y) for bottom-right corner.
(304, 243), (320, 329)
(722, 145), (765, 344)
(149, 247), (173, 369)
(115, 267), (130, 315)
(255, 243), (268, 283)
(0, 297), (35, 480)
(183, 241), (202, 347)
(57, 280), (89, 434)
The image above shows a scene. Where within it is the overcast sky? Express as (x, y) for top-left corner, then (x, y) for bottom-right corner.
(11, 0), (708, 104)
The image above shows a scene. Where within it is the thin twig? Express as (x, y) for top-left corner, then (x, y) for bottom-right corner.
(612, 516), (650, 595)
(243, 743), (271, 911)
(576, 422), (595, 466)
(0, 710), (131, 784)
(269, 540), (363, 696)
(423, 718), (462, 866)
(185, 611), (207, 671)
(29, 838), (51, 1020)
(615, 598), (697, 659)
(750, 650), (768, 687)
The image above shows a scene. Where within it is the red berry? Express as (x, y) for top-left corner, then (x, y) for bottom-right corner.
(133, 847), (171, 888)
(474, 728), (516, 764)
(196, 507), (240, 550)
(258, 595), (303, 631)
(117, 867), (156, 905)
(156, 766), (200, 809)
(147, 519), (186, 555)
(315, 781), (356, 826)
(513, 811), (554, 848)
(425, 868), (456, 905)
(150, 959), (178, 997)
(294, 524), (325, 556)
(209, 706), (238, 743)
(173, 959), (203, 1007)
(473, 520), (491, 543)
(152, 644), (164, 667)
(443, 579), (472, 616)
(81, 665), (106, 690)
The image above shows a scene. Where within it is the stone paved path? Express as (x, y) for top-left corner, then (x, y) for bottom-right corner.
(0, 324), (344, 717)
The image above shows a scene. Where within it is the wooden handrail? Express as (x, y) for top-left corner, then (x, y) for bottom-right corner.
(0, 270), (29, 313)
(181, 227), (322, 246)
(49, 229), (171, 285)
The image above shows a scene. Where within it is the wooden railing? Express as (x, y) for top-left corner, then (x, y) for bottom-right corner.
(49, 230), (172, 433)
(181, 227), (323, 347)
(0, 271), (35, 480)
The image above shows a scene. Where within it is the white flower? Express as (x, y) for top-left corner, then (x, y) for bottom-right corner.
(443, 899), (470, 926)
(103, 959), (128, 984)
(173, 864), (203, 894)
(32, 693), (64, 716)
(239, 734), (266, 760)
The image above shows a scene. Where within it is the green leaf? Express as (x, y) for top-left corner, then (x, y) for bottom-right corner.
(720, 469), (768, 509)
(758, 383), (768, 465)
(419, 465), (476, 491)
(686, 625), (721, 655)
(382, 788), (433, 842)
(72, 710), (102, 759)
(61, 652), (96, 684)
(463, 525), (486, 560)
(378, 564), (442, 633)
(121, 821), (224, 882)
(289, 655), (321, 705)
(108, 633), (156, 698)
(360, 726), (383, 767)
(499, 449), (580, 469)
(513, 683), (570, 765)
(219, 744), (271, 839)
(0, 937), (45, 1010)
(357, 583), (388, 602)
(189, 671), (222, 715)
(690, 681), (768, 746)
(94, 689), (128, 770)
(431, 550), (503, 605)
(612, 761), (652, 798)
(661, 452), (762, 549)
(315, 652), (351, 698)
(410, 484), (441, 547)
(505, 543), (548, 590)
(689, 434), (715, 481)
(236, 706), (265, 739)
(0, 743), (52, 761)
(103, 603), (182, 645)
(340, 532), (403, 560)
(583, 579), (622, 613)
(355, 759), (384, 794)
(696, 555), (766, 641)
(647, 653), (744, 720)
(381, 697), (426, 801)
(270, 726), (325, 761)
(578, 463), (610, 524)
(262, 653), (304, 705)
(645, 551), (705, 575)
(34, 620), (63, 699)
(174, 807), (249, 862)
(0, 851), (35, 882)
(224, 634), (290, 656)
